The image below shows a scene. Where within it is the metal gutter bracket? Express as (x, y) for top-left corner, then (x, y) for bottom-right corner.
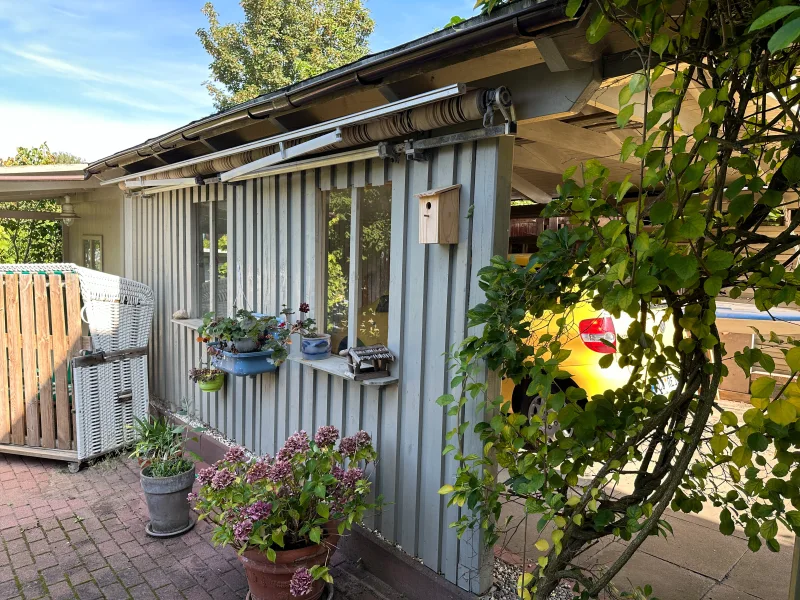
(403, 140), (428, 162)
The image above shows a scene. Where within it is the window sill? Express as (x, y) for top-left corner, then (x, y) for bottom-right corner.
(286, 355), (398, 387)
(172, 318), (204, 331)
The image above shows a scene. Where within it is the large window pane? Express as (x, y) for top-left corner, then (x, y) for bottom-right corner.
(216, 200), (228, 316)
(358, 185), (391, 346)
(198, 205), (211, 314)
(326, 189), (351, 354)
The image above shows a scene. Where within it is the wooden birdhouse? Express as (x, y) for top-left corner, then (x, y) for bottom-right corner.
(417, 184), (461, 244)
(346, 345), (395, 381)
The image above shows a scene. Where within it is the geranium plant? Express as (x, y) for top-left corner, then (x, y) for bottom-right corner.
(288, 302), (321, 338)
(187, 365), (224, 383)
(191, 426), (379, 595)
(198, 308), (291, 362)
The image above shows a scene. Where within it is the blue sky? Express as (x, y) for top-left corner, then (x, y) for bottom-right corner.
(0, 0), (475, 162)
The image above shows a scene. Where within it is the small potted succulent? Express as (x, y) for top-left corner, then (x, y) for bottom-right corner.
(130, 416), (197, 538)
(290, 302), (332, 361)
(188, 363), (225, 392)
(198, 309), (291, 376)
(191, 426), (379, 600)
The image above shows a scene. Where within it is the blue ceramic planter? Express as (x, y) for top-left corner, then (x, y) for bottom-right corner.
(301, 334), (331, 360)
(209, 344), (279, 377)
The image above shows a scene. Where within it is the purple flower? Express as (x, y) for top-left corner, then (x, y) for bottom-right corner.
(342, 468), (364, 489)
(245, 501), (272, 521)
(332, 465), (345, 481)
(224, 446), (246, 463)
(211, 469), (236, 490)
(277, 431), (310, 461)
(290, 567), (314, 597)
(314, 425), (340, 448)
(187, 492), (198, 503)
(197, 467), (215, 486)
(234, 519), (253, 544)
(269, 460), (293, 482)
(340, 430), (371, 456)
(246, 459), (271, 483)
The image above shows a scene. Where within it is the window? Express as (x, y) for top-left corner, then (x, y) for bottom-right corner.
(82, 235), (103, 271)
(197, 199), (228, 316)
(324, 184), (391, 355)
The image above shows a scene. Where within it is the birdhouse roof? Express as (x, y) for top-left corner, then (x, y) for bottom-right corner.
(415, 184), (461, 199)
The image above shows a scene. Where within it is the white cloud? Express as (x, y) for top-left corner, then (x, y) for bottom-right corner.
(0, 100), (186, 163)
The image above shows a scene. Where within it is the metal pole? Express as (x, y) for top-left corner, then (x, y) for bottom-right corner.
(790, 537), (800, 600)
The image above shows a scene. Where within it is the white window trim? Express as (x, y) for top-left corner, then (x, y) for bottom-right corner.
(196, 200), (227, 317)
(81, 235), (103, 271)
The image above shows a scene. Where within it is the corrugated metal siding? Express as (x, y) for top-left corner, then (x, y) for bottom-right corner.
(130, 137), (513, 593)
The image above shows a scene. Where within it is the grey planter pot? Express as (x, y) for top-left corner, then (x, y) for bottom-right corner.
(140, 465), (196, 537)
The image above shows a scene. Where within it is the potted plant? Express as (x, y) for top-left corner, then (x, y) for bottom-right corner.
(130, 416), (197, 538)
(188, 363), (225, 392)
(191, 426), (378, 599)
(198, 309), (291, 376)
(291, 302), (332, 361)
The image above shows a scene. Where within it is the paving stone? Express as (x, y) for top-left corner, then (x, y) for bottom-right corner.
(127, 583), (157, 599)
(48, 580), (77, 600)
(73, 580), (103, 600)
(99, 582), (130, 600)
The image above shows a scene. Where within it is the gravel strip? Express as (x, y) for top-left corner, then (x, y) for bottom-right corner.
(482, 558), (574, 600)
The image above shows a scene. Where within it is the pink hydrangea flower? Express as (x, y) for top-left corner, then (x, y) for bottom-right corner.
(269, 460), (292, 482)
(290, 567), (314, 597)
(211, 469), (236, 490)
(277, 431), (310, 461)
(314, 425), (339, 448)
(246, 459), (271, 483)
(245, 501), (272, 521)
(234, 519), (253, 544)
(224, 446), (246, 463)
(342, 468), (364, 489)
(197, 467), (215, 485)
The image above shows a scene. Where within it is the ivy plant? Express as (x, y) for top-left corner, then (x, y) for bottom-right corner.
(439, 0), (800, 598)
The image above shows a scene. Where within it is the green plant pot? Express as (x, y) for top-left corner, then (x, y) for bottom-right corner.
(198, 373), (224, 392)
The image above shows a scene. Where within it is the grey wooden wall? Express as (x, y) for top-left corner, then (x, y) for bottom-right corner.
(128, 136), (513, 593)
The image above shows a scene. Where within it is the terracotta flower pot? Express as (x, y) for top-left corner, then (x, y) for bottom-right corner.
(239, 541), (334, 600)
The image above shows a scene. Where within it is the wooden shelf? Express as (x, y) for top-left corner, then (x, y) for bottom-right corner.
(171, 318), (204, 330)
(286, 355), (398, 387)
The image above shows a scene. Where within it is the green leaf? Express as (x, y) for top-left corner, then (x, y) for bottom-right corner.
(652, 90), (680, 113)
(650, 200), (673, 224)
(680, 214), (706, 239)
(729, 194), (755, 220)
(751, 376), (776, 397)
(634, 275), (659, 294)
(784, 155), (800, 184)
(705, 250), (734, 272)
(768, 17), (800, 53)
(667, 254), (699, 280)
(616, 104), (635, 128)
(750, 6), (800, 31)
(768, 398), (798, 426)
(651, 33), (669, 56)
(621, 137), (637, 162)
(748, 536), (762, 552)
(439, 484), (455, 495)
(719, 519), (735, 536)
(618, 85), (633, 106)
(309, 526), (322, 544)
(629, 73), (647, 94)
(761, 520), (779, 540)
(704, 276), (722, 296)
(698, 88), (717, 109)
(565, 0), (582, 18)
(711, 434), (728, 454)
(747, 432), (769, 452)
(586, 13), (610, 44)
(316, 503), (330, 519)
(599, 354), (614, 368)
(786, 347), (800, 372)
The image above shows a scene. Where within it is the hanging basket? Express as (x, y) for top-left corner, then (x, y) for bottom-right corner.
(197, 373), (225, 392)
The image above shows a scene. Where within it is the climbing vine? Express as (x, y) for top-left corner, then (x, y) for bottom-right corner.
(439, 0), (800, 598)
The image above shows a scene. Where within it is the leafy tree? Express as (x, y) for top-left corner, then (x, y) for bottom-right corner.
(439, 1), (800, 599)
(1, 143), (82, 264)
(197, 0), (374, 110)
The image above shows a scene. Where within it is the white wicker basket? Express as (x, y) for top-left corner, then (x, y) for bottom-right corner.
(3, 264), (154, 461)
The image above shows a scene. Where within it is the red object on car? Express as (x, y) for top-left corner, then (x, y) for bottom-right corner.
(579, 317), (616, 353)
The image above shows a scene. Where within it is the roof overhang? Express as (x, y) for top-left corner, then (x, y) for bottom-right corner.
(0, 164), (99, 203)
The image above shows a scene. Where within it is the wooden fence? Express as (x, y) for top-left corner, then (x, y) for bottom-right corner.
(0, 273), (82, 457)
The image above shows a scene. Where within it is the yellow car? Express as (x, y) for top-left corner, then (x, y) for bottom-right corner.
(501, 254), (675, 429)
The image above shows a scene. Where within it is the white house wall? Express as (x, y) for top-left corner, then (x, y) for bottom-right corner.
(66, 187), (125, 276)
(128, 136), (513, 594)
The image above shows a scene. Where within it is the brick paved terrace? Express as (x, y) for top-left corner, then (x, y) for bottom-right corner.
(0, 453), (398, 600)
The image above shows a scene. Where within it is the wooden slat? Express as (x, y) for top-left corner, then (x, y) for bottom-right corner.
(34, 275), (54, 448)
(5, 275), (23, 445)
(65, 274), (82, 359)
(19, 275), (39, 446)
(49, 275), (71, 450)
(0, 276), (9, 444)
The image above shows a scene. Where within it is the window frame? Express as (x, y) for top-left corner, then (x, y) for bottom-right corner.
(321, 184), (391, 353)
(81, 235), (103, 271)
(195, 199), (228, 317)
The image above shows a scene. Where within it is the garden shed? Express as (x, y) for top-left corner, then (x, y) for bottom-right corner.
(3, 0), (781, 595)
